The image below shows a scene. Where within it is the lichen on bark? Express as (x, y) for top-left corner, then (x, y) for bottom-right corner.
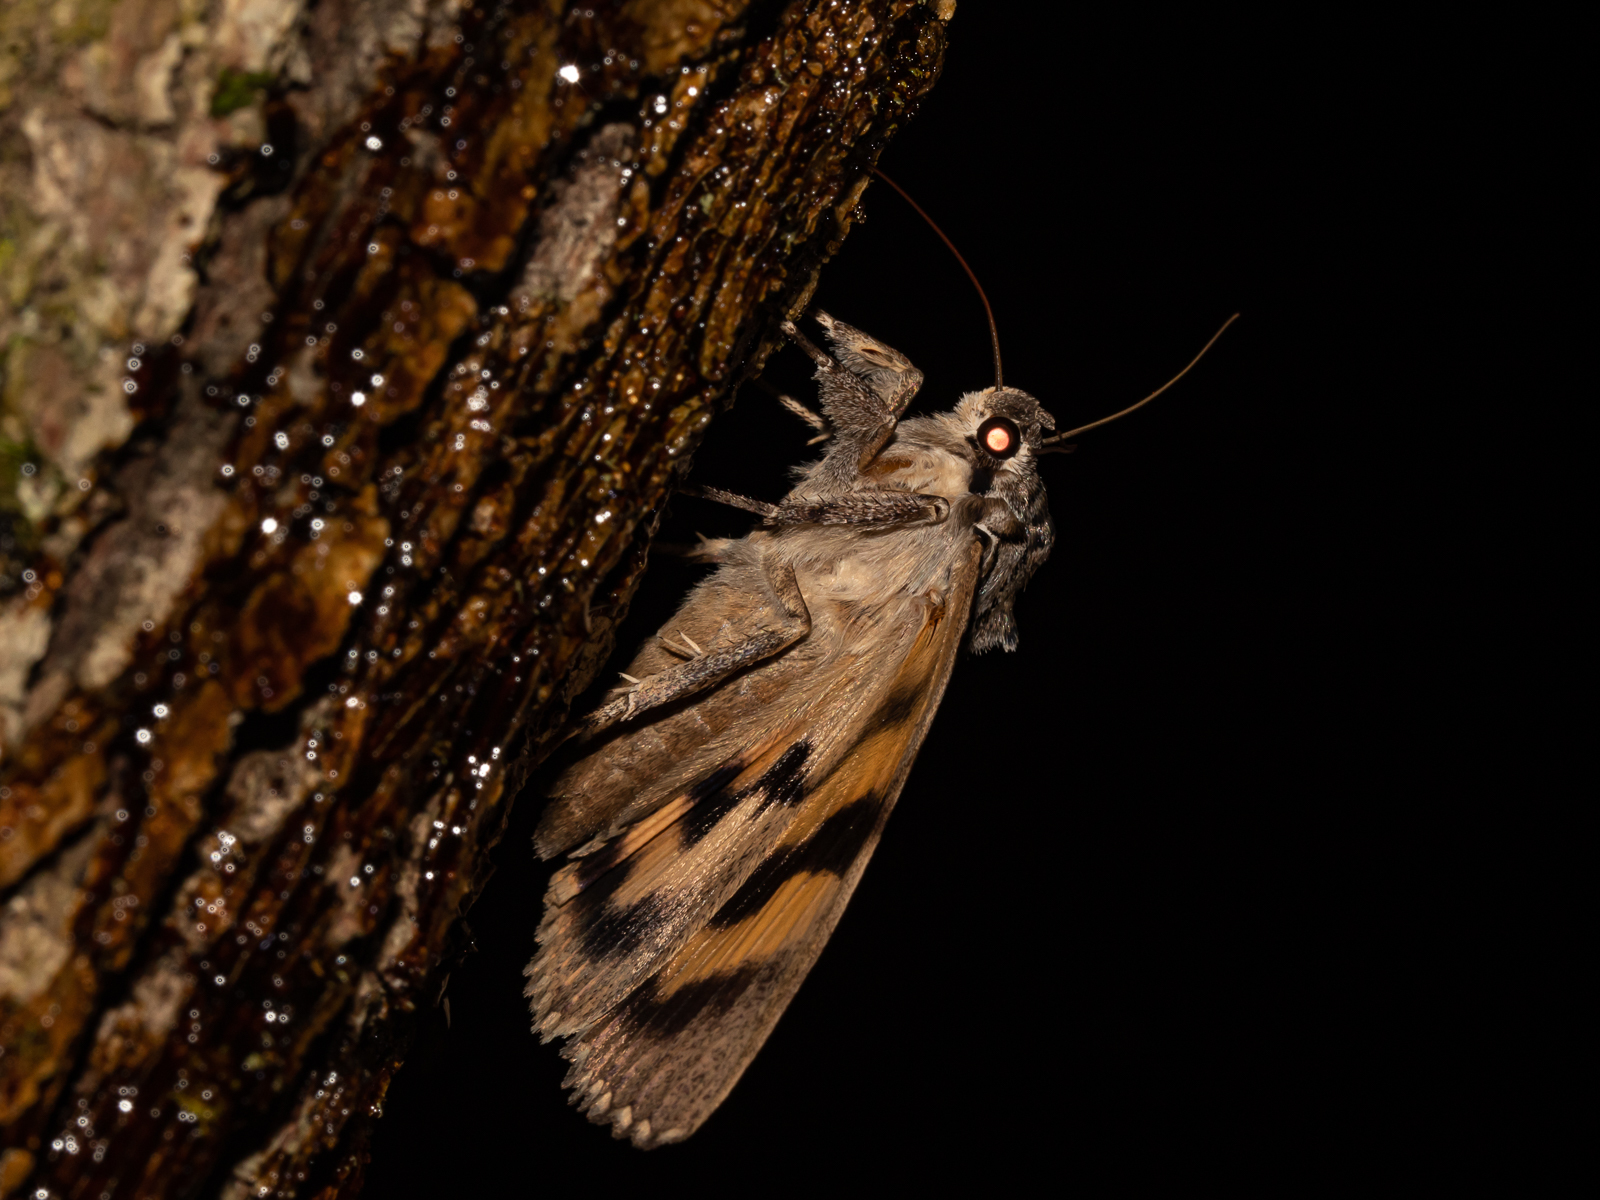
(0, 0), (950, 1194)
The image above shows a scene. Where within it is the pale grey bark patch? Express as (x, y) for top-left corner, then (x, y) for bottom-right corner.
(30, 388), (233, 714)
(0, 829), (97, 1005)
(188, 195), (293, 380)
(517, 124), (636, 307)
(90, 950), (192, 1049)
(0, 604), (51, 758)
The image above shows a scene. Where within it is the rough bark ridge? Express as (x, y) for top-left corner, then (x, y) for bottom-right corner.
(0, 0), (950, 1194)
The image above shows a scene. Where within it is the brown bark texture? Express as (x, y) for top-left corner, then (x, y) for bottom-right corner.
(0, 0), (949, 1194)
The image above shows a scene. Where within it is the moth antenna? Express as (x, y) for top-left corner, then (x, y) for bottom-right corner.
(1042, 313), (1240, 445)
(871, 167), (1004, 389)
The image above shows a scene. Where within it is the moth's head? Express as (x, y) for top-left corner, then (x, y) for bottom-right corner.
(949, 387), (1057, 654)
(951, 386), (1055, 503)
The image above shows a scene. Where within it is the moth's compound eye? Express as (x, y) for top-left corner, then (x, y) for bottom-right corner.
(977, 416), (1020, 459)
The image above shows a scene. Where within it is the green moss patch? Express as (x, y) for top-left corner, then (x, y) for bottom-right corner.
(211, 69), (275, 118)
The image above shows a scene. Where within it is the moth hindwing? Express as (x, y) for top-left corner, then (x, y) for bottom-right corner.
(525, 311), (1057, 1146)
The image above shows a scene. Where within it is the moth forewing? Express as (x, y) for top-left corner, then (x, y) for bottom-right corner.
(526, 314), (1057, 1146)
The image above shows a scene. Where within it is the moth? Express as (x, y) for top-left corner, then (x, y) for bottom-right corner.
(523, 192), (1234, 1146)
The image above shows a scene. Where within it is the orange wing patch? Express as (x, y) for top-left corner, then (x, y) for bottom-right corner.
(654, 870), (841, 999)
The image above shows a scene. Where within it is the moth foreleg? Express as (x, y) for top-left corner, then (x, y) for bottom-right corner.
(768, 490), (950, 528)
(679, 484), (781, 519)
(973, 494), (1024, 539)
(751, 377), (832, 444)
(578, 559), (811, 738)
(813, 309), (923, 417)
(780, 319), (898, 470)
(774, 389), (830, 435)
(780, 317), (839, 376)
(973, 496), (1024, 577)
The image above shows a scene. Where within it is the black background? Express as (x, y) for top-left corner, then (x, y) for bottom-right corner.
(365, 7), (1564, 1193)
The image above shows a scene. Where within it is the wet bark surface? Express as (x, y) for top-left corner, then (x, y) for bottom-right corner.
(0, 0), (949, 1194)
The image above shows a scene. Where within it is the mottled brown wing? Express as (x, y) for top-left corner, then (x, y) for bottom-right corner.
(531, 540), (981, 1147)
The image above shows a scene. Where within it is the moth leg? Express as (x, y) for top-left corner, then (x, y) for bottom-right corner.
(777, 393), (828, 435)
(768, 490), (949, 528)
(813, 309), (923, 416)
(781, 320), (899, 470)
(974, 496), (1024, 575)
(678, 484), (781, 519)
(782, 393), (833, 444)
(580, 560), (811, 738)
(753, 377), (831, 437)
(974, 494), (1024, 539)
(605, 672), (645, 719)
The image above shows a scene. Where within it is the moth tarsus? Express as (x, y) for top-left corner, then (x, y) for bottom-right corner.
(679, 483), (782, 519)
(778, 393), (830, 435)
(527, 310), (1058, 1147)
(750, 375), (830, 436)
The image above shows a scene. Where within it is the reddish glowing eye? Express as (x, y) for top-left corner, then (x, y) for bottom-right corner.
(977, 416), (1020, 459)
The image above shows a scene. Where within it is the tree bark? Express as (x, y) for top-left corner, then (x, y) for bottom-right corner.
(0, 0), (949, 1194)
